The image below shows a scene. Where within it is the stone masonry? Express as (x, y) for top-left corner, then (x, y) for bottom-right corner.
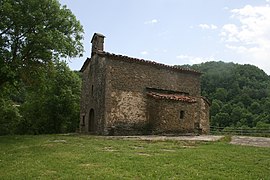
(80, 33), (210, 135)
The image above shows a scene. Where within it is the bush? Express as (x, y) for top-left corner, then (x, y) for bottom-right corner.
(0, 99), (21, 135)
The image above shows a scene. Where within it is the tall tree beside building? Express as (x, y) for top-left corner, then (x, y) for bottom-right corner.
(0, 0), (84, 88)
(0, 0), (83, 135)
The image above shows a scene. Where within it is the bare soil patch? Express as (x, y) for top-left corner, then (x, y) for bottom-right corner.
(230, 136), (270, 147)
(105, 135), (224, 142)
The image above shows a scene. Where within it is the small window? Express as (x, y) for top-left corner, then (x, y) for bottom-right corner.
(91, 85), (94, 97)
(180, 111), (185, 119)
(82, 115), (85, 126)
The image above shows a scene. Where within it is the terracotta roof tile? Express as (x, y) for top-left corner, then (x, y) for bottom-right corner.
(147, 92), (197, 103)
(95, 51), (201, 75)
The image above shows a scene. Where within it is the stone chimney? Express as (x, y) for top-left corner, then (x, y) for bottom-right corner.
(91, 33), (105, 53)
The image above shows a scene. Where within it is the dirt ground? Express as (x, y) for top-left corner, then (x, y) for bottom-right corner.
(105, 135), (223, 142)
(105, 135), (270, 147)
(230, 136), (270, 147)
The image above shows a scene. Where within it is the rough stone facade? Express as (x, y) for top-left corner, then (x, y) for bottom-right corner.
(80, 33), (210, 135)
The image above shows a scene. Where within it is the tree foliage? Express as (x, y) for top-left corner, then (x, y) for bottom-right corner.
(0, 0), (83, 135)
(18, 61), (81, 134)
(0, 62), (82, 135)
(0, 98), (21, 135)
(0, 0), (84, 88)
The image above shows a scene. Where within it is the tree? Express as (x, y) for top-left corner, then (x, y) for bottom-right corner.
(214, 88), (228, 102)
(262, 98), (270, 114)
(0, 0), (84, 88)
(221, 103), (232, 115)
(210, 99), (222, 117)
(212, 113), (230, 127)
(19, 61), (81, 134)
(249, 102), (261, 114)
(0, 98), (21, 135)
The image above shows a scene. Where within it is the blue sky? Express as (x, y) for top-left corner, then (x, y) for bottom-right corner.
(60, 0), (270, 75)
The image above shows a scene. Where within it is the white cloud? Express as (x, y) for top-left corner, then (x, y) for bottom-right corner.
(144, 19), (158, 25)
(198, 24), (218, 30)
(221, 24), (239, 42)
(140, 51), (148, 55)
(220, 4), (270, 74)
(176, 54), (215, 64)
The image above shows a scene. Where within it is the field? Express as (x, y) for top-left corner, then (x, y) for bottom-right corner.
(0, 135), (269, 179)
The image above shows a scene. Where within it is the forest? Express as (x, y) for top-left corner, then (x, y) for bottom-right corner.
(180, 62), (270, 132)
(1, 0), (270, 135)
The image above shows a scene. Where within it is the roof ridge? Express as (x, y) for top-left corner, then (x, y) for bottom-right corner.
(80, 58), (91, 72)
(95, 51), (202, 75)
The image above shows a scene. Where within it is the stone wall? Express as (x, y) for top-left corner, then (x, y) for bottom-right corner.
(80, 54), (107, 134)
(109, 90), (146, 124)
(104, 55), (202, 135)
(105, 57), (201, 96)
(199, 97), (210, 134)
(147, 98), (199, 134)
(79, 58), (90, 133)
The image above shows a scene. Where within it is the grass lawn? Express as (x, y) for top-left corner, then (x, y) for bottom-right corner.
(0, 135), (269, 179)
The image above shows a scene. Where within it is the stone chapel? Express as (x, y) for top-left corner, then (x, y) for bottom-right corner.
(80, 33), (210, 135)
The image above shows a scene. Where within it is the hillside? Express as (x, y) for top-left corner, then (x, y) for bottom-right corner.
(180, 61), (270, 129)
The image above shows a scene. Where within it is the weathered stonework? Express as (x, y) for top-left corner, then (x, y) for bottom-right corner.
(199, 97), (210, 134)
(80, 33), (210, 135)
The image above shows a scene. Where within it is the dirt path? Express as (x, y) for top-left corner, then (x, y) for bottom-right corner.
(105, 135), (270, 147)
(230, 136), (270, 147)
(105, 135), (224, 141)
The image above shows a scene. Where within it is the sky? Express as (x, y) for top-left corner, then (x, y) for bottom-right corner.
(60, 0), (270, 75)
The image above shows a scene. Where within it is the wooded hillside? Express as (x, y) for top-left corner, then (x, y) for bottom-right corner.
(180, 61), (270, 129)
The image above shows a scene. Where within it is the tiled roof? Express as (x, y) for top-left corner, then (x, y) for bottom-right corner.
(95, 51), (202, 75)
(147, 92), (197, 103)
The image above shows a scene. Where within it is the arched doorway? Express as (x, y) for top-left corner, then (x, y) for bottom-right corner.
(89, 109), (95, 132)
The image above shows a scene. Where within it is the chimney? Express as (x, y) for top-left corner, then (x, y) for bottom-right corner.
(91, 33), (105, 53)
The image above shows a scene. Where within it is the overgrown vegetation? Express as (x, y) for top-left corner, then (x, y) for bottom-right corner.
(0, 135), (269, 179)
(0, 0), (83, 135)
(180, 62), (270, 132)
(0, 62), (81, 135)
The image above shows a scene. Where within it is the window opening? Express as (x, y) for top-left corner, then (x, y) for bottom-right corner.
(82, 115), (85, 126)
(89, 109), (95, 132)
(180, 110), (185, 119)
(91, 85), (94, 97)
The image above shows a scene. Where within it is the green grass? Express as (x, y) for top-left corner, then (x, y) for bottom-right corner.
(0, 135), (269, 179)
